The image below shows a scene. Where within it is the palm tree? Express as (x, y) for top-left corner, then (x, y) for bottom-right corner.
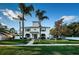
(35, 9), (49, 39)
(5, 10), (23, 38)
(19, 3), (34, 39)
(7, 12), (23, 39)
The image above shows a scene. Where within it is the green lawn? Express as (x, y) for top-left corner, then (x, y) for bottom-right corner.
(0, 39), (79, 45)
(0, 39), (30, 45)
(0, 46), (79, 55)
(34, 40), (79, 44)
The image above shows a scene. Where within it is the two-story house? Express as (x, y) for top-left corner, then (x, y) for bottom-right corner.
(23, 21), (50, 39)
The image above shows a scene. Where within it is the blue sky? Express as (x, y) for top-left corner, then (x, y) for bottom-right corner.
(0, 3), (79, 32)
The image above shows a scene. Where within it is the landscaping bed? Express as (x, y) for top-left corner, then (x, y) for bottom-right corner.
(0, 46), (79, 55)
(34, 40), (79, 44)
(0, 39), (30, 45)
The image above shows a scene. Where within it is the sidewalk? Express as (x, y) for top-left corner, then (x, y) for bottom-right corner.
(26, 39), (35, 45)
(0, 44), (79, 46)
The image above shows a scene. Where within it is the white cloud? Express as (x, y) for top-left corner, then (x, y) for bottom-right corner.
(60, 16), (79, 24)
(2, 9), (21, 21)
(1, 23), (6, 26)
(0, 17), (2, 20)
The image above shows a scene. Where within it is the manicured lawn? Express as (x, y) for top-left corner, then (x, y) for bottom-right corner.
(34, 40), (79, 44)
(0, 39), (30, 45)
(0, 46), (79, 55)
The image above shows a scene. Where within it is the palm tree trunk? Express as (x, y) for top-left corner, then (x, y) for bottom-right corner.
(39, 20), (41, 39)
(22, 13), (24, 39)
(19, 21), (21, 39)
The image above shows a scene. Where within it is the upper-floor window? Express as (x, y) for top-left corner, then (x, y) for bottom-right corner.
(34, 28), (36, 30)
(26, 28), (30, 31)
(41, 28), (46, 31)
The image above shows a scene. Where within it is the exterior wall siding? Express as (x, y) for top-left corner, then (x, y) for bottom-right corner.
(22, 21), (50, 39)
(24, 27), (50, 39)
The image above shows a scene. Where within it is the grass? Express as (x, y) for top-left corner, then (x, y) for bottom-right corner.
(0, 46), (79, 55)
(1, 39), (79, 45)
(0, 39), (30, 45)
(34, 40), (79, 44)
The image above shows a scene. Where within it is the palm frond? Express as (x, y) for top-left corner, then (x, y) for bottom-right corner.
(28, 4), (34, 11)
(35, 9), (49, 21)
(19, 3), (34, 17)
(19, 3), (26, 13)
(27, 12), (32, 16)
(35, 9), (40, 17)
(36, 9), (40, 13)
(41, 16), (49, 20)
(17, 15), (23, 20)
(41, 10), (46, 14)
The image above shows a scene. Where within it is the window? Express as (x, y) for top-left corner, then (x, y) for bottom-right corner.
(34, 28), (36, 30)
(26, 28), (30, 31)
(41, 28), (46, 31)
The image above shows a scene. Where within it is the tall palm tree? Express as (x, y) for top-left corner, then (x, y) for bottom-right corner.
(6, 10), (23, 38)
(35, 9), (49, 39)
(19, 3), (34, 39)
(12, 14), (23, 38)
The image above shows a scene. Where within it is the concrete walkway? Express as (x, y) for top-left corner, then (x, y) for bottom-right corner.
(0, 44), (79, 46)
(26, 39), (35, 45)
(0, 39), (79, 46)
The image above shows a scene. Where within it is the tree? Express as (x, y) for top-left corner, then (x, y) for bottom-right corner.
(19, 3), (34, 39)
(4, 8), (24, 38)
(50, 28), (61, 39)
(9, 28), (17, 39)
(35, 9), (49, 39)
(51, 21), (79, 38)
(67, 22), (79, 37)
(9, 28), (16, 34)
(61, 24), (72, 37)
(12, 13), (23, 38)
(0, 23), (14, 40)
(0, 23), (8, 33)
(55, 18), (64, 39)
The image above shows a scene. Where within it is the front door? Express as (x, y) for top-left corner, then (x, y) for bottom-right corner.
(33, 34), (37, 39)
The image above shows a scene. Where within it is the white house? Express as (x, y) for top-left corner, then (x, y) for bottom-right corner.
(23, 21), (50, 39)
